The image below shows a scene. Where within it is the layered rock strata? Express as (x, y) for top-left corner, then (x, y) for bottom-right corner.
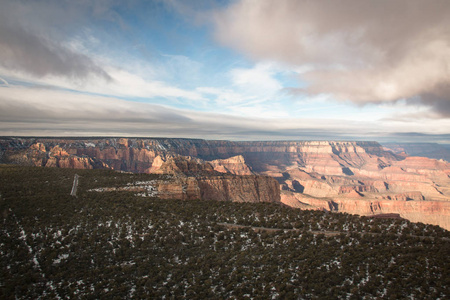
(0, 138), (395, 174)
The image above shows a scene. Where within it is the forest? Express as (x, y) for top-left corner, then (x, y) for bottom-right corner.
(1, 165), (449, 299)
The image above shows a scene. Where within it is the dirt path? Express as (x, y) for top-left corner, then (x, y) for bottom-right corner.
(218, 222), (341, 236)
(70, 174), (79, 197)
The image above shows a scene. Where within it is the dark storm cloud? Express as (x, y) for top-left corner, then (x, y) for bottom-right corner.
(417, 83), (450, 118)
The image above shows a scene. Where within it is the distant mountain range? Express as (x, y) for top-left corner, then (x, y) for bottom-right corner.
(383, 142), (450, 162)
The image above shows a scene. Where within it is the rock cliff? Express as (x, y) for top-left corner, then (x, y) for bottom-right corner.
(196, 174), (279, 203)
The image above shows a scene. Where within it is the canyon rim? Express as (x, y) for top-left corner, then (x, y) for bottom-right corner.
(2, 137), (449, 230)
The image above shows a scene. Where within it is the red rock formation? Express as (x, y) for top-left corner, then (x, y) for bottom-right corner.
(45, 156), (93, 169)
(49, 145), (69, 157)
(383, 191), (424, 201)
(30, 142), (46, 152)
(146, 155), (165, 173)
(151, 156), (215, 175)
(339, 185), (378, 194)
(280, 191), (333, 211)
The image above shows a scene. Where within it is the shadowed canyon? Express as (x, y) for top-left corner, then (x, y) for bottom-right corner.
(1, 137), (449, 230)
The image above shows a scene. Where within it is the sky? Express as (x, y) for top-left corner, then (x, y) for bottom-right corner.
(1, 0), (450, 143)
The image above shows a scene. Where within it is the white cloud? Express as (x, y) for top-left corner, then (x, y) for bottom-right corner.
(229, 62), (282, 97)
(0, 62), (206, 103)
(196, 87), (250, 105)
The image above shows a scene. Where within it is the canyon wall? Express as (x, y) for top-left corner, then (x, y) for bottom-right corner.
(281, 191), (450, 230)
(196, 175), (279, 203)
(0, 138), (396, 173)
(1, 137), (449, 230)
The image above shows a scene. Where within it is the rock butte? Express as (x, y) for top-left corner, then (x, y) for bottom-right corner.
(1, 137), (449, 230)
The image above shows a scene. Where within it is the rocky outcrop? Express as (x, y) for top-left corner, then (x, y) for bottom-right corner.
(197, 175), (280, 203)
(332, 198), (450, 230)
(155, 177), (201, 200)
(280, 191), (334, 211)
(151, 156), (216, 175)
(209, 155), (254, 175)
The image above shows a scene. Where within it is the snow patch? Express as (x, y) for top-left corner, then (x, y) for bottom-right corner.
(53, 253), (69, 265)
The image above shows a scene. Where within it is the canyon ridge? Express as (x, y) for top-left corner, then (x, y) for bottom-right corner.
(1, 137), (449, 230)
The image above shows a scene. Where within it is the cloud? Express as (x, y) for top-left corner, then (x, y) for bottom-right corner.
(0, 77), (8, 85)
(230, 63), (282, 97)
(195, 63), (285, 117)
(417, 83), (450, 117)
(0, 21), (111, 81)
(0, 85), (363, 139)
(0, 0), (113, 81)
(197, 87), (249, 106)
(212, 0), (450, 116)
(2, 85), (449, 142)
(79, 66), (207, 102)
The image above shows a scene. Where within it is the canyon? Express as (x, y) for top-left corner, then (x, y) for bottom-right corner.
(1, 137), (449, 230)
